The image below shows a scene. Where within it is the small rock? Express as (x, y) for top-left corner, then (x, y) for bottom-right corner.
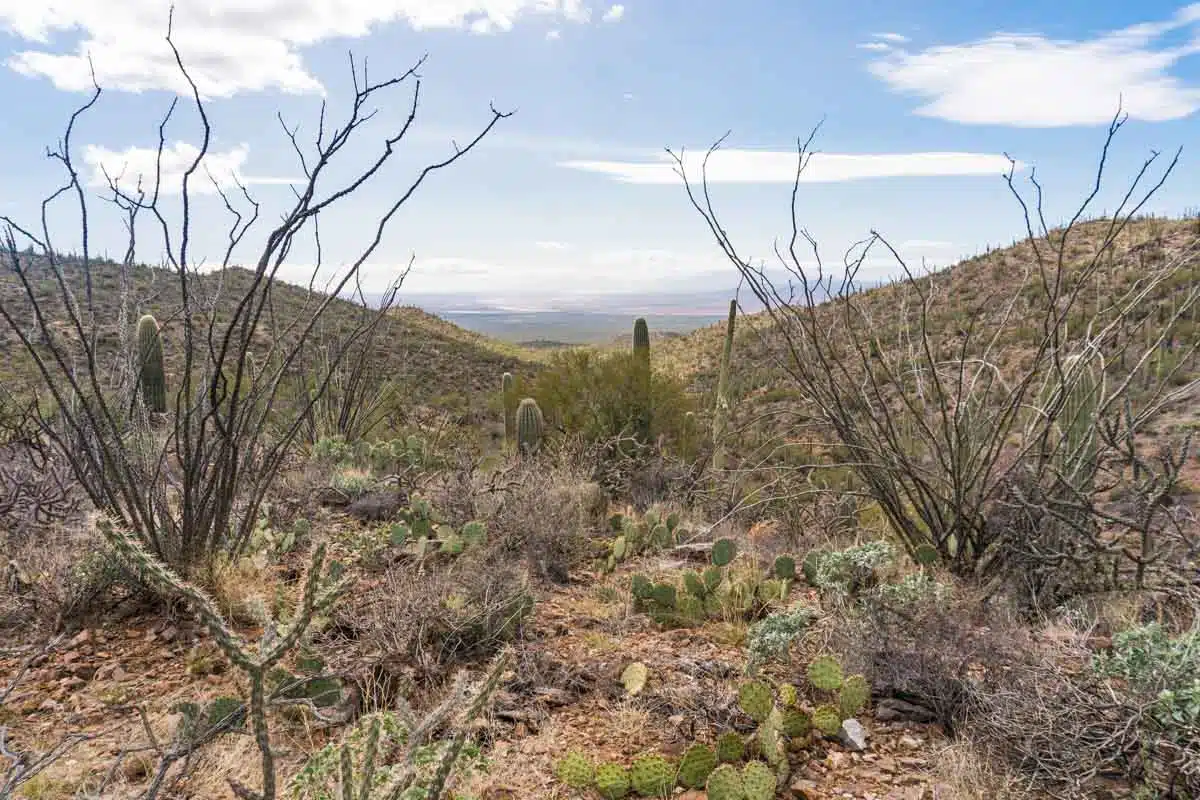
(898, 735), (923, 750)
(827, 751), (850, 771)
(159, 625), (178, 642)
(838, 718), (869, 752)
(38, 698), (62, 712)
(67, 629), (91, 648)
(790, 778), (822, 799)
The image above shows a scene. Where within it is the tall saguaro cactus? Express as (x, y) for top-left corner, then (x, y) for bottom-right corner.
(516, 397), (545, 458)
(712, 299), (737, 471)
(136, 313), (167, 413)
(632, 317), (652, 442)
(501, 371), (517, 451)
(1057, 351), (1104, 496)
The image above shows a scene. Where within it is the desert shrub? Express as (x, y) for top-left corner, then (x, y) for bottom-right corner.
(529, 349), (696, 450)
(746, 603), (819, 672)
(803, 539), (895, 596)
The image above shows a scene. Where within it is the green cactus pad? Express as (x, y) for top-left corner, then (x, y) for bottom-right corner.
(705, 763), (744, 800)
(711, 538), (737, 567)
(630, 574), (653, 600)
(389, 523), (410, 545)
(715, 731), (745, 763)
(812, 704), (842, 736)
(629, 754), (674, 796)
(839, 674), (870, 718)
(758, 706), (785, 766)
(621, 661), (648, 695)
(740, 760), (776, 800)
(595, 762), (631, 799)
(554, 750), (594, 788)
(778, 683), (797, 707)
(677, 594), (705, 624)
(772, 555), (796, 580)
(703, 565), (724, 592)
(613, 535), (628, 561)
(807, 655), (844, 691)
(913, 542), (939, 566)
(782, 707), (812, 737)
(756, 579), (784, 604)
(682, 570), (707, 597)
(737, 680), (774, 723)
(666, 511), (681, 532)
(650, 583), (677, 609)
(677, 743), (718, 789)
(651, 523), (672, 547)
(609, 512), (626, 532)
(438, 533), (464, 555)
(703, 594), (724, 618)
(802, 549), (827, 585)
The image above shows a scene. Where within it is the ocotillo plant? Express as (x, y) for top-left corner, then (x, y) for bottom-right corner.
(712, 299), (737, 471)
(136, 313), (167, 413)
(632, 317), (652, 442)
(516, 397), (544, 458)
(95, 516), (349, 800)
(501, 371), (517, 451)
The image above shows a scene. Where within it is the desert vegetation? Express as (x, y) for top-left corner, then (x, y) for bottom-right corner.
(1, 24), (1198, 800)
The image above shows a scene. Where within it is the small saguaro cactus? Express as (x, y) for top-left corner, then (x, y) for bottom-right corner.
(501, 371), (517, 450)
(712, 299), (737, 471)
(136, 313), (167, 413)
(632, 317), (651, 442)
(516, 397), (544, 457)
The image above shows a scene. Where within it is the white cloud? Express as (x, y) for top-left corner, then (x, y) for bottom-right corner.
(534, 240), (571, 250)
(602, 4), (625, 22)
(872, 32), (909, 43)
(867, 3), (1200, 125)
(623, 92), (635, 101)
(0, 0), (601, 97)
(546, 29), (561, 40)
(559, 148), (1018, 184)
(83, 141), (301, 196)
(857, 42), (892, 52)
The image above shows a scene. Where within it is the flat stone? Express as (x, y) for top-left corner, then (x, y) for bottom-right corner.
(838, 718), (869, 752)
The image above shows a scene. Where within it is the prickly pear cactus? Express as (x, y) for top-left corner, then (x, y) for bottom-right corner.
(703, 565), (724, 592)
(621, 661), (648, 695)
(136, 313), (167, 413)
(741, 760), (776, 800)
(613, 535), (628, 561)
(677, 743), (718, 789)
(630, 574), (653, 600)
(595, 762), (631, 799)
(782, 707), (812, 737)
(716, 731), (745, 763)
(913, 542), (939, 566)
(705, 763), (743, 800)
(756, 579), (785, 604)
(778, 683), (797, 707)
(711, 538), (737, 567)
(812, 704), (842, 736)
(737, 680), (774, 723)
(555, 750), (594, 788)
(758, 706), (785, 766)
(651, 522), (672, 548)
(839, 674), (870, 718)
(677, 594), (705, 624)
(629, 754), (673, 796)
(807, 655), (844, 691)
(773, 555), (796, 580)
(682, 570), (707, 597)
(802, 549), (826, 585)
(650, 583), (677, 609)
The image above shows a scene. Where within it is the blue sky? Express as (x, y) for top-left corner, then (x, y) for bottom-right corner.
(1, 1), (1198, 308)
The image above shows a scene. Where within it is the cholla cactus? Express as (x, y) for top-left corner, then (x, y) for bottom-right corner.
(136, 313), (167, 413)
(516, 397), (544, 457)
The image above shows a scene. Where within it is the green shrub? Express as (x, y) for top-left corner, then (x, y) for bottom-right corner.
(529, 349), (696, 448)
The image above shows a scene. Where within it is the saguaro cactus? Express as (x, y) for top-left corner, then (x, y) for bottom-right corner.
(632, 317), (651, 442)
(712, 299), (736, 471)
(136, 313), (167, 413)
(516, 397), (544, 457)
(501, 371), (517, 450)
(1058, 351), (1104, 495)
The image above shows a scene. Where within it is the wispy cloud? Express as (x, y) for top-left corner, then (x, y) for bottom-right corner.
(534, 240), (571, 250)
(602, 4), (626, 23)
(83, 142), (301, 196)
(873, 32), (909, 43)
(1, 0), (606, 97)
(560, 148), (1018, 184)
(866, 3), (1200, 125)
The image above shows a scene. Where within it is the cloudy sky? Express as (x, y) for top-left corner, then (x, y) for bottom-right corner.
(1, 1), (1198, 306)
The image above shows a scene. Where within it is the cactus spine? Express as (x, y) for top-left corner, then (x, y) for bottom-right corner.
(632, 317), (651, 442)
(516, 397), (544, 457)
(501, 371), (517, 451)
(712, 299), (736, 471)
(136, 313), (167, 413)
